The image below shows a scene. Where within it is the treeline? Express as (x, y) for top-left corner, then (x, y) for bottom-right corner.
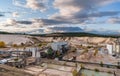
(30, 32), (120, 38)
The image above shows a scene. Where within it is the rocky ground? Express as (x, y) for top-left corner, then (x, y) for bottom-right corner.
(0, 64), (34, 76)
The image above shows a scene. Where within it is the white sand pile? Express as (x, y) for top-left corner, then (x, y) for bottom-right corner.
(36, 37), (115, 44)
(77, 51), (117, 64)
(0, 34), (32, 45)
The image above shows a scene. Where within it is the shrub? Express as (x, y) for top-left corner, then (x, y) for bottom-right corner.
(100, 61), (104, 67)
(116, 66), (120, 69)
(107, 71), (112, 74)
(94, 49), (98, 56)
(72, 69), (78, 76)
(21, 43), (24, 46)
(12, 44), (18, 47)
(0, 41), (6, 48)
(94, 68), (99, 72)
(81, 73), (85, 76)
(38, 43), (42, 47)
(80, 64), (85, 69)
(107, 65), (110, 68)
(14, 58), (19, 61)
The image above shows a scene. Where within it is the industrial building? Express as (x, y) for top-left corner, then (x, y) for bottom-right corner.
(106, 38), (120, 57)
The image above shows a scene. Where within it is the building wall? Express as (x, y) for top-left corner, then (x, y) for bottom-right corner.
(106, 44), (113, 55)
(116, 45), (120, 56)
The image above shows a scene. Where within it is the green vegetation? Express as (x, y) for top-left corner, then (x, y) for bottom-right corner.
(81, 73), (85, 76)
(38, 42), (48, 47)
(14, 58), (19, 62)
(0, 31), (12, 34)
(30, 32), (120, 38)
(0, 41), (6, 48)
(100, 61), (104, 67)
(12, 44), (18, 48)
(0, 31), (120, 38)
(94, 49), (98, 56)
(107, 71), (112, 74)
(94, 68), (99, 72)
(80, 64), (85, 69)
(72, 69), (78, 76)
(116, 65), (120, 69)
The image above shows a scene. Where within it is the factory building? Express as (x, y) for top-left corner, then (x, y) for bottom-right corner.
(106, 38), (120, 57)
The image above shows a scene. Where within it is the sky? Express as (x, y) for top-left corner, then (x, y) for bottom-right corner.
(0, 0), (120, 34)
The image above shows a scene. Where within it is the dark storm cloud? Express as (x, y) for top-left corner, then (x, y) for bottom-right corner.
(46, 26), (83, 32)
(37, 11), (120, 25)
(51, 0), (120, 24)
(75, 11), (120, 18)
(33, 19), (70, 25)
(17, 21), (33, 25)
(0, 14), (4, 17)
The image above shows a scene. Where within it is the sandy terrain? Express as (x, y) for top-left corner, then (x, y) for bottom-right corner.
(35, 37), (115, 45)
(0, 34), (32, 45)
(24, 64), (74, 76)
(0, 64), (33, 76)
(0, 34), (115, 45)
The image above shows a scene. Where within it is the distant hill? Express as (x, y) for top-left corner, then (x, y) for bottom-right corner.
(0, 31), (12, 34)
(0, 31), (120, 38)
(0, 31), (26, 35)
(30, 32), (120, 38)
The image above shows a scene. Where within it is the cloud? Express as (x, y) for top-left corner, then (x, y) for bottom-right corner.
(33, 11), (120, 25)
(13, 0), (25, 7)
(0, 19), (41, 33)
(44, 26), (83, 33)
(17, 21), (32, 25)
(107, 17), (120, 24)
(0, 12), (7, 17)
(26, 0), (47, 11)
(13, 0), (48, 12)
(0, 19), (32, 27)
(6, 19), (16, 25)
(12, 12), (19, 17)
(27, 29), (44, 34)
(53, 0), (117, 16)
(12, 0), (120, 25)
(0, 14), (4, 17)
(75, 11), (120, 18)
(50, 0), (120, 24)
(32, 19), (71, 25)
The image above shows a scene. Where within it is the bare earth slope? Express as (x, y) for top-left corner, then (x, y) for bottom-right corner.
(0, 34), (32, 45)
(0, 64), (34, 76)
(0, 34), (115, 45)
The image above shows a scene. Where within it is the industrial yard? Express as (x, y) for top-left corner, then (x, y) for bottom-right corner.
(0, 34), (120, 76)
(1, 0), (120, 76)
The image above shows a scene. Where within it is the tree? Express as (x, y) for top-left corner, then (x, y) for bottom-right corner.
(100, 61), (104, 67)
(80, 64), (85, 69)
(12, 44), (18, 48)
(81, 73), (85, 76)
(94, 49), (98, 56)
(72, 69), (78, 76)
(0, 41), (6, 48)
